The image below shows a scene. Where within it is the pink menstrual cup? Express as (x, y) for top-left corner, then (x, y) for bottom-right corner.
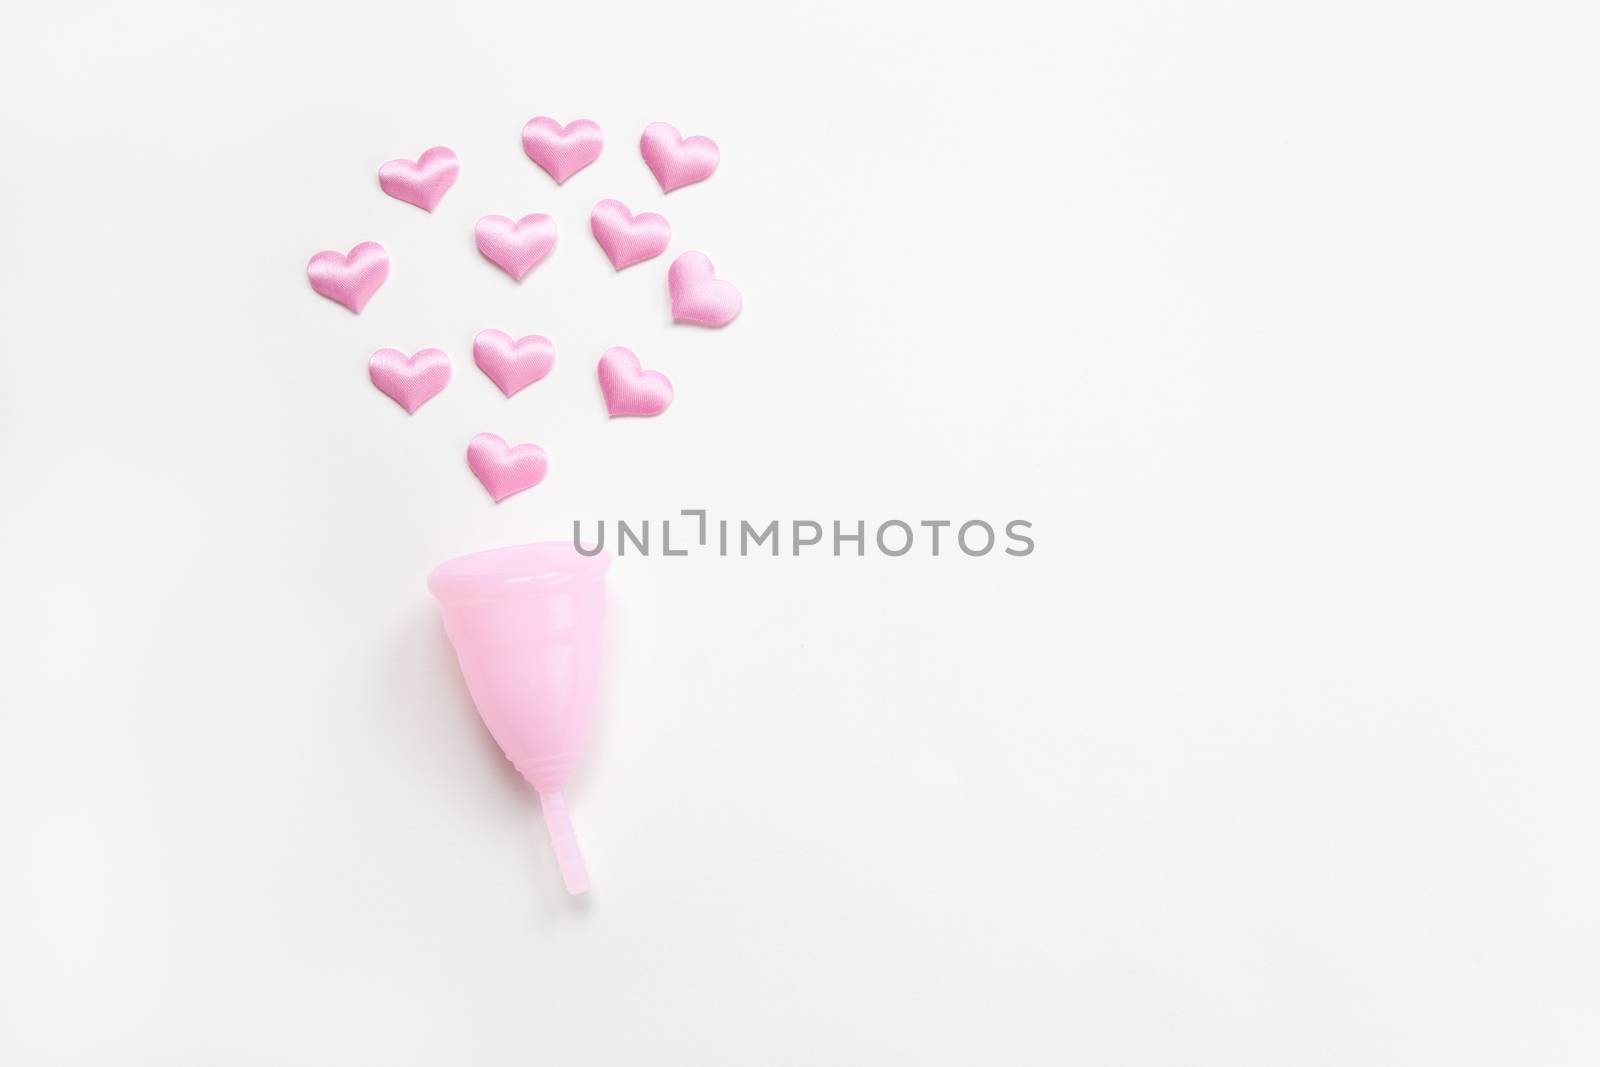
(427, 542), (611, 894)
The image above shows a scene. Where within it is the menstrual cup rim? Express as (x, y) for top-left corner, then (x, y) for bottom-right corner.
(427, 540), (611, 601)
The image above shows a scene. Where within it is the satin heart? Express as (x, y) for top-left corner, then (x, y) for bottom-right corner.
(522, 117), (603, 185)
(306, 242), (388, 312)
(640, 122), (719, 192)
(668, 251), (741, 327)
(467, 433), (549, 502)
(590, 199), (670, 271)
(475, 214), (557, 281)
(378, 146), (459, 211)
(596, 346), (673, 417)
(369, 348), (451, 413)
(473, 330), (555, 397)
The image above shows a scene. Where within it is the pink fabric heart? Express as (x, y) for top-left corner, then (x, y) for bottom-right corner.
(590, 199), (670, 271)
(668, 251), (742, 327)
(378, 146), (459, 212)
(467, 433), (549, 502)
(475, 214), (557, 281)
(522, 117), (604, 185)
(369, 348), (451, 413)
(640, 122), (719, 192)
(473, 329), (555, 397)
(306, 242), (389, 312)
(596, 346), (673, 417)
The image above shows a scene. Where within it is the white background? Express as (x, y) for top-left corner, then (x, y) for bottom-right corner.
(3, 1), (1598, 1063)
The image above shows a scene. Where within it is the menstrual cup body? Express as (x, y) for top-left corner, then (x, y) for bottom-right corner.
(428, 542), (610, 892)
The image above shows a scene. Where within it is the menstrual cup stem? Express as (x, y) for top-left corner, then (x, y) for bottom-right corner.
(538, 791), (591, 895)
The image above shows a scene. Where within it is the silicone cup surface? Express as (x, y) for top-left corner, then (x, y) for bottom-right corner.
(429, 542), (611, 893)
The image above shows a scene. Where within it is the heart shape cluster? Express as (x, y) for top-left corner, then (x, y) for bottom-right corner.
(306, 118), (744, 502)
